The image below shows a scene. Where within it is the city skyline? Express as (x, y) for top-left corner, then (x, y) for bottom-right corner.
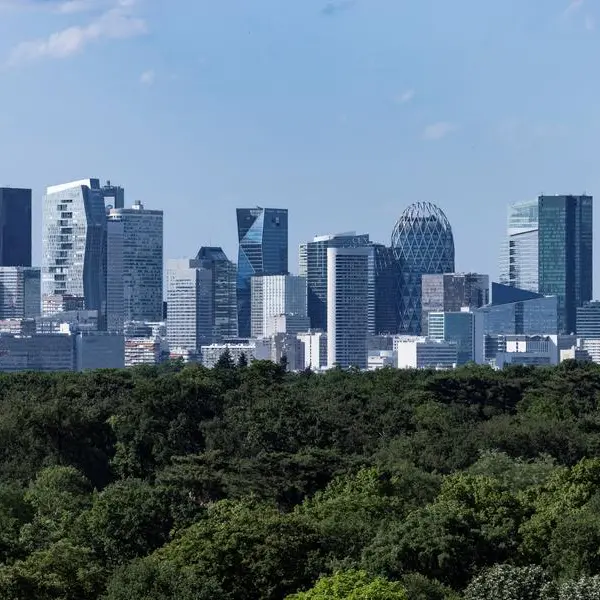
(2, 1), (600, 296)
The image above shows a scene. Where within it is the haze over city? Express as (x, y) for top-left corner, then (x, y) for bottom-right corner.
(1, 0), (600, 291)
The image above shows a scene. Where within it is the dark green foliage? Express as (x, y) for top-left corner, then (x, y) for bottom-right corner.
(1, 363), (600, 598)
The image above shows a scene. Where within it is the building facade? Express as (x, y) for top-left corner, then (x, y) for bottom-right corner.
(196, 247), (238, 341)
(298, 331), (327, 370)
(428, 310), (478, 365)
(0, 188), (32, 267)
(396, 336), (458, 369)
(421, 272), (489, 334)
(373, 244), (402, 334)
(303, 232), (372, 331)
(576, 301), (600, 338)
(166, 259), (213, 353)
(250, 274), (307, 338)
(0, 267), (40, 319)
(108, 201), (163, 323)
(236, 207), (288, 337)
(42, 179), (106, 316)
(391, 202), (455, 335)
(500, 199), (539, 292)
(538, 195), (593, 334)
(327, 246), (371, 369)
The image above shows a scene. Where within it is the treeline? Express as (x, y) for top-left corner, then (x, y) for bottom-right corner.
(2, 359), (600, 598)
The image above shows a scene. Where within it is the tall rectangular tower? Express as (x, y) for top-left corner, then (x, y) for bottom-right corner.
(236, 207), (288, 337)
(108, 201), (163, 323)
(196, 247), (238, 341)
(304, 232), (372, 331)
(250, 274), (307, 338)
(0, 188), (32, 267)
(0, 266), (40, 319)
(42, 179), (106, 315)
(538, 194), (593, 334)
(500, 200), (539, 293)
(327, 246), (371, 369)
(166, 259), (213, 353)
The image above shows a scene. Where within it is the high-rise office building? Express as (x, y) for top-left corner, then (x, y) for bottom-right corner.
(421, 272), (489, 333)
(0, 188), (32, 267)
(166, 259), (213, 353)
(106, 216), (125, 333)
(304, 232), (373, 331)
(391, 202), (455, 334)
(476, 282), (558, 362)
(373, 244), (402, 335)
(500, 199), (539, 293)
(327, 246), (371, 369)
(428, 310), (478, 365)
(250, 274), (307, 338)
(42, 179), (106, 316)
(108, 201), (163, 323)
(0, 267), (40, 319)
(237, 207), (288, 337)
(576, 302), (600, 338)
(196, 247), (238, 341)
(538, 195), (593, 334)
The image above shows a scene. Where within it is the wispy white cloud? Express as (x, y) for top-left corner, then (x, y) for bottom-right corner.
(422, 122), (458, 141)
(395, 89), (415, 104)
(139, 68), (155, 85)
(6, 0), (146, 66)
(563, 0), (584, 16)
(585, 14), (596, 30)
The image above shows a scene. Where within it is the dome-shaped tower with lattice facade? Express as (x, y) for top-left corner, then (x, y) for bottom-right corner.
(391, 202), (455, 334)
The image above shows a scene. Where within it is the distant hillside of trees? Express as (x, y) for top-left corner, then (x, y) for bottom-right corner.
(1, 359), (600, 598)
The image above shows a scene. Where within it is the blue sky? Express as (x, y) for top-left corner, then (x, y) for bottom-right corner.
(1, 0), (599, 291)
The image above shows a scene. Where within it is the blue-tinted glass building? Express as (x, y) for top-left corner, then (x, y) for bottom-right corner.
(304, 232), (371, 331)
(538, 195), (593, 334)
(373, 244), (402, 334)
(477, 282), (558, 362)
(391, 202), (455, 334)
(236, 207), (288, 337)
(500, 199), (539, 293)
(0, 188), (32, 267)
(428, 311), (476, 365)
(196, 246), (238, 341)
(576, 301), (600, 338)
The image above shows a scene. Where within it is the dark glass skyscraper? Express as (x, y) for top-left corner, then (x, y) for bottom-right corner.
(236, 207), (288, 337)
(538, 195), (592, 334)
(373, 244), (402, 334)
(391, 202), (455, 334)
(0, 188), (32, 267)
(196, 246), (238, 341)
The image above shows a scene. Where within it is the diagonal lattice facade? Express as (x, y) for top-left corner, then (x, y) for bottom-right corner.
(391, 202), (455, 334)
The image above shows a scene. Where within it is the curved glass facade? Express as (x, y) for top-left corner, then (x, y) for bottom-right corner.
(236, 208), (288, 337)
(391, 202), (455, 334)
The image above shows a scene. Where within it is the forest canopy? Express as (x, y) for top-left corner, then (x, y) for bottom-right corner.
(0, 360), (600, 598)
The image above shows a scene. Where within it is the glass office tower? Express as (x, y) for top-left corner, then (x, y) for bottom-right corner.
(327, 246), (371, 369)
(196, 246), (238, 341)
(391, 202), (455, 334)
(236, 207), (288, 337)
(421, 272), (489, 334)
(108, 201), (163, 323)
(538, 195), (593, 334)
(42, 179), (106, 316)
(500, 199), (539, 293)
(304, 232), (372, 331)
(0, 187), (32, 267)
